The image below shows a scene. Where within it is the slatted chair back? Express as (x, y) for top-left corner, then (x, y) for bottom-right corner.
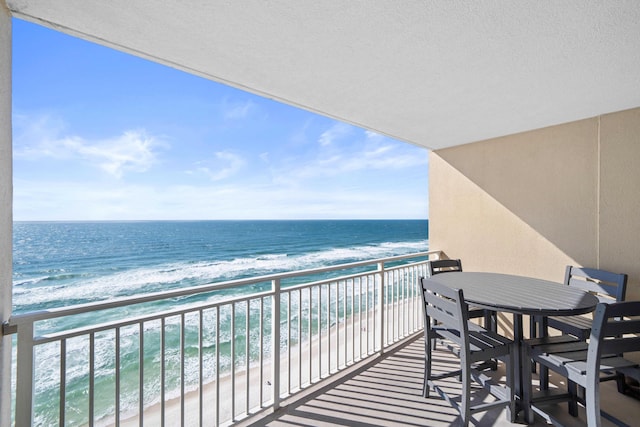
(421, 277), (469, 348)
(564, 266), (627, 304)
(585, 301), (640, 426)
(588, 300), (640, 373)
(427, 259), (462, 277)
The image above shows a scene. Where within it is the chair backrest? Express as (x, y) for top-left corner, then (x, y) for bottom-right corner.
(420, 277), (469, 348)
(588, 300), (640, 374)
(427, 259), (462, 277)
(581, 301), (640, 426)
(564, 266), (628, 304)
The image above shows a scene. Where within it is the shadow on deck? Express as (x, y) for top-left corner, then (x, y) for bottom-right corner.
(248, 335), (640, 427)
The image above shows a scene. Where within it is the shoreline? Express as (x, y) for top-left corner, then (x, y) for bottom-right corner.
(103, 304), (410, 427)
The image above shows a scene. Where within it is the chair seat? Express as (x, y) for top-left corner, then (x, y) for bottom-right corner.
(547, 314), (593, 340)
(434, 326), (512, 362)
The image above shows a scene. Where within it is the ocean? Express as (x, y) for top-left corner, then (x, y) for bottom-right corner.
(13, 220), (428, 314)
(12, 220), (428, 425)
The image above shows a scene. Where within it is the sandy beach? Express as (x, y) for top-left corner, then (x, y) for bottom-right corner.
(104, 300), (421, 427)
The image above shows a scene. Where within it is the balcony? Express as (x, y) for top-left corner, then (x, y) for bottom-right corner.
(5, 251), (639, 426)
(260, 337), (640, 427)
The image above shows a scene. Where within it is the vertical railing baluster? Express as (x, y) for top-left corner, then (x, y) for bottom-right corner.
(351, 279), (355, 364)
(317, 285), (321, 380)
(139, 323), (144, 427)
(89, 332), (95, 427)
(287, 291), (291, 394)
(358, 277), (363, 359)
(343, 280), (347, 367)
(389, 271), (393, 342)
(297, 289), (302, 389)
(365, 276), (369, 354)
(160, 318), (165, 427)
(410, 266), (414, 332)
(115, 327), (121, 427)
(327, 283), (331, 374)
(245, 300), (250, 415)
(59, 339), (66, 427)
(180, 314), (186, 426)
(398, 270), (403, 338)
(307, 288), (312, 385)
(215, 306), (220, 427)
(335, 282), (339, 370)
(259, 297), (264, 408)
(231, 303), (236, 420)
(199, 309), (204, 427)
(377, 263), (384, 353)
(409, 266), (414, 332)
(271, 279), (281, 410)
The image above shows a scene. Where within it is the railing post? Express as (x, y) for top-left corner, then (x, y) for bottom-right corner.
(377, 262), (385, 354)
(271, 279), (281, 409)
(15, 323), (34, 427)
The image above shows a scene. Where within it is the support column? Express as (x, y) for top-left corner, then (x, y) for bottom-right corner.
(0, 4), (12, 427)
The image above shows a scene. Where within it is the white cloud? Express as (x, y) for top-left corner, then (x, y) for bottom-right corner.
(365, 130), (385, 141)
(318, 123), (352, 146)
(223, 100), (255, 120)
(280, 135), (427, 182)
(194, 151), (246, 181)
(14, 115), (166, 178)
(81, 130), (164, 178)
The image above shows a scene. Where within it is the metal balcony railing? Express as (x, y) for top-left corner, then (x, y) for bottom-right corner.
(4, 250), (439, 426)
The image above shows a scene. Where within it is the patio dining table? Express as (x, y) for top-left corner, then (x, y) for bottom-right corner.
(428, 271), (600, 420)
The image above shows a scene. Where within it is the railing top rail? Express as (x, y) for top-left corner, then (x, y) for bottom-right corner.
(6, 250), (439, 328)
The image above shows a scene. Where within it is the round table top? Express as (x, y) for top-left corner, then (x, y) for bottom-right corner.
(428, 271), (599, 316)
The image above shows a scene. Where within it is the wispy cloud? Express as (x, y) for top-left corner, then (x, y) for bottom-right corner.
(223, 100), (256, 120)
(14, 115), (167, 178)
(192, 151), (246, 181)
(318, 123), (352, 146)
(276, 127), (427, 183)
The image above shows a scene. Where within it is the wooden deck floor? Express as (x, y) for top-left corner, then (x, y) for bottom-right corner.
(249, 335), (640, 427)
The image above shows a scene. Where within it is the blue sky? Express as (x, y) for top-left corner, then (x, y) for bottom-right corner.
(12, 19), (429, 221)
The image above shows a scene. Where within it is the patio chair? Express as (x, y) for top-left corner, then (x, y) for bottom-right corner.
(420, 277), (515, 426)
(522, 301), (640, 427)
(530, 266), (628, 391)
(427, 259), (497, 332)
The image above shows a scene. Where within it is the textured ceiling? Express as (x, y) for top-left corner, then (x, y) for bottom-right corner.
(7, 1), (640, 149)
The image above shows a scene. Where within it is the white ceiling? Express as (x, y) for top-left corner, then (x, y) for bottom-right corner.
(7, 1), (640, 150)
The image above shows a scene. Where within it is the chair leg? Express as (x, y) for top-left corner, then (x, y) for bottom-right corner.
(507, 347), (517, 422)
(521, 345), (535, 424)
(568, 380), (579, 417)
(529, 315), (537, 373)
(540, 365), (549, 390)
(537, 317), (551, 389)
(423, 331), (432, 398)
(460, 361), (471, 427)
(615, 372), (627, 394)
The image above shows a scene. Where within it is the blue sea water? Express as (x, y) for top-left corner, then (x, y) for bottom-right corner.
(12, 220), (428, 425)
(13, 220), (428, 314)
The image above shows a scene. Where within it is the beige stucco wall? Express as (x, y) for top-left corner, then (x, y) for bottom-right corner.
(429, 107), (640, 303)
